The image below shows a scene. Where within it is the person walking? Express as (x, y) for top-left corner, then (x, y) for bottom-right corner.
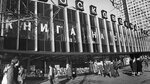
(137, 57), (143, 75)
(72, 67), (77, 79)
(129, 58), (133, 74)
(7, 58), (20, 84)
(66, 64), (72, 80)
(48, 65), (54, 84)
(113, 60), (119, 77)
(1, 64), (10, 84)
(132, 57), (137, 76)
(103, 61), (111, 78)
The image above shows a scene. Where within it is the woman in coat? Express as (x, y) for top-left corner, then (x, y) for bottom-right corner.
(1, 64), (10, 84)
(7, 58), (20, 84)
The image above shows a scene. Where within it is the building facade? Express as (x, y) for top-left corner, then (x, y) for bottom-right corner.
(0, 0), (149, 77)
(119, 0), (150, 30)
(0, 0), (148, 53)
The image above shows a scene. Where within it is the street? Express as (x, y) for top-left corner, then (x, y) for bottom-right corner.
(25, 65), (150, 84)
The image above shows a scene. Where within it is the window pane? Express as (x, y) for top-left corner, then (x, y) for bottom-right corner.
(44, 4), (50, 17)
(37, 2), (44, 17)
(59, 8), (64, 20)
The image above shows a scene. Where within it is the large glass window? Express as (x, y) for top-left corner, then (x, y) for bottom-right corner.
(90, 15), (99, 52)
(53, 5), (66, 52)
(79, 12), (90, 52)
(99, 18), (107, 52)
(37, 2), (51, 51)
(106, 20), (114, 52)
(67, 9), (78, 52)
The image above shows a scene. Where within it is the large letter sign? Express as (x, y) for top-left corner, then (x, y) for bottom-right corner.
(90, 5), (97, 15)
(56, 25), (63, 34)
(101, 10), (107, 19)
(118, 18), (123, 25)
(76, 0), (84, 11)
(124, 21), (129, 28)
(70, 28), (76, 36)
(41, 23), (48, 32)
(110, 14), (116, 22)
(38, 0), (48, 2)
(24, 22), (31, 31)
(6, 22), (13, 29)
(129, 23), (134, 30)
(58, 0), (68, 6)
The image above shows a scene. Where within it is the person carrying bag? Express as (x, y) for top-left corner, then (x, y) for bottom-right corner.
(1, 64), (10, 84)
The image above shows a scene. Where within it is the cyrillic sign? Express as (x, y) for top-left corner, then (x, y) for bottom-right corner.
(58, 0), (68, 6)
(118, 18), (123, 25)
(110, 14), (116, 22)
(76, 0), (84, 11)
(129, 23), (134, 29)
(124, 21), (129, 28)
(90, 5), (97, 15)
(101, 10), (107, 19)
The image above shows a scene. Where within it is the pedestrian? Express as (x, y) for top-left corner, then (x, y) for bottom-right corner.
(72, 67), (77, 79)
(132, 57), (137, 76)
(97, 61), (103, 76)
(48, 65), (54, 84)
(129, 58), (133, 73)
(110, 62), (116, 77)
(137, 57), (143, 75)
(53, 67), (58, 84)
(7, 58), (20, 84)
(66, 64), (72, 80)
(18, 66), (25, 84)
(1, 64), (10, 84)
(113, 60), (119, 77)
(103, 61), (111, 78)
(89, 61), (94, 74)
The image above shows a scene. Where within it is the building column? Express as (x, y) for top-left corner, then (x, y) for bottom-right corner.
(64, 7), (70, 52)
(110, 22), (117, 53)
(120, 26), (127, 52)
(129, 28), (134, 52)
(132, 30), (137, 52)
(134, 31), (140, 52)
(76, 10), (83, 52)
(103, 19), (110, 52)
(50, 5), (54, 52)
(126, 28), (130, 52)
(34, 1), (38, 51)
(138, 31), (142, 52)
(117, 25), (122, 52)
(0, 0), (4, 36)
(87, 14), (93, 52)
(96, 17), (102, 52)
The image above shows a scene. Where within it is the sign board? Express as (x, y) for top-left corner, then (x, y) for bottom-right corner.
(124, 21), (129, 28)
(76, 0), (84, 11)
(58, 0), (68, 6)
(118, 18), (123, 25)
(101, 10), (107, 19)
(90, 5), (97, 15)
(110, 14), (116, 22)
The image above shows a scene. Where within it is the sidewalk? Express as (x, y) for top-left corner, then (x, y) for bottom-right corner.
(39, 65), (150, 84)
